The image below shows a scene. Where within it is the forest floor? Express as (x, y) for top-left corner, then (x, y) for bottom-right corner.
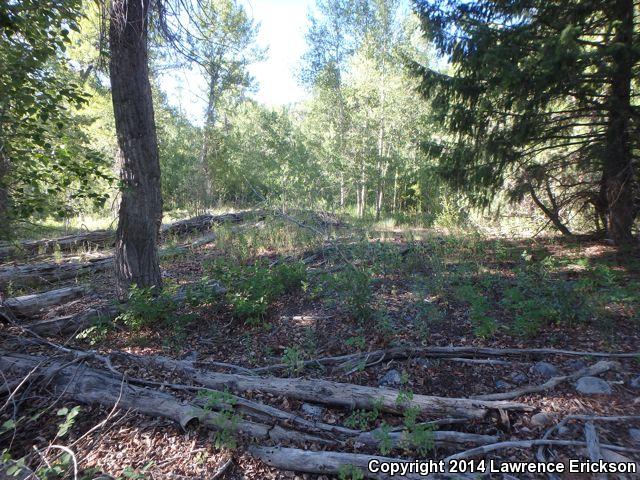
(1, 210), (639, 479)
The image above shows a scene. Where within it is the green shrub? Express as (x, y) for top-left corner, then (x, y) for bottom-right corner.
(117, 285), (177, 330)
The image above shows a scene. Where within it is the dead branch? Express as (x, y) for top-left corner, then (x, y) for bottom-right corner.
(472, 360), (619, 401)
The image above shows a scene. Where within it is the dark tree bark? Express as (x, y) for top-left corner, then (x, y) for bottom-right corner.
(109, 0), (163, 296)
(0, 153), (10, 241)
(603, 0), (636, 245)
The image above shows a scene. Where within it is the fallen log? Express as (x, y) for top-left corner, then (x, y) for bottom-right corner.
(0, 211), (261, 262)
(0, 352), (331, 446)
(22, 281), (225, 336)
(130, 355), (532, 419)
(472, 360), (619, 401)
(0, 230), (114, 260)
(253, 345), (640, 375)
(247, 446), (468, 480)
(160, 211), (263, 237)
(0, 257), (113, 288)
(2, 286), (87, 317)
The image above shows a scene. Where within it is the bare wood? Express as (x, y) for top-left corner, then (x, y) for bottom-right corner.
(132, 355), (532, 419)
(0, 230), (114, 260)
(0, 257), (113, 288)
(584, 422), (607, 480)
(2, 286), (87, 317)
(444, 439), (640, 463)
(253, 345), (639, 375)
(0, 353), (333, 446)
(472, 360), (619, 401)
(247, 445), (469, 480)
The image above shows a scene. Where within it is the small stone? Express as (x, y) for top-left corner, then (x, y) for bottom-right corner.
(301, 403), (324, 419)
(378, 369), (402, 387)
(530, 362), (558, 378)
(557, 426), (570, 436)
(510, 372), (528, 385)
(566, 359), (587, 371)
(629, 376), (640, 389)
(530, 412), (553, 427)
(415, 359), (432, 368)
(495, 380), (513, 391)
(575, 376), (612, 395)
(629, 428), (640, 445)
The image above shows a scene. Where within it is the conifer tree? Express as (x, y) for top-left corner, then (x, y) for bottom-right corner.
(414, 0), (639, 244)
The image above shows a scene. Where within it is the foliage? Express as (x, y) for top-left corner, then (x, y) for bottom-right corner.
(196, 389), (241, 449)
(413, 0), (639, 242)
(207, 257), (307, 326)
(0, 0), (113, 237)
(116, 285), (177, 330)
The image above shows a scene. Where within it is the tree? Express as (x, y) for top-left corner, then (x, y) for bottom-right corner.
(188, 0), (264, 207)
(0, 0), (111, 239)
(414, 0), (639, 244)
(109, 0), (163, 295)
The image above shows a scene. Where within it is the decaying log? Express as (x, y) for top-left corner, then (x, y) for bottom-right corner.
(254, 345), (640, 375)
(25, 305), (119, 336)
(472, 360), (619, 401)
(0, 352), (334, 446)
(0, 230), (114, 260)
(160, 211), (262, 237)
(0, 211), (261, 262)
(0, 257), (113, 288)
(21, 281), (225, 336)
(584, 422), (606, 480)
(247, 446), (467, 480)
(130, 355), (532, 419)
(2, 286), (87, 317)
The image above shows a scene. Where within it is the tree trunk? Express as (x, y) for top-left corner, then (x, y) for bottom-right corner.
(0, 152), (10, 241)
(603, 0), (636, 245)
(109, 0), (163, 297)
(528, 185), (572, 237)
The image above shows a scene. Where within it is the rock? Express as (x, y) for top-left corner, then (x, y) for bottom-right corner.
(530, 412), (553, 427)
(566, 359), (587, 371)
(301, 403), (324, 419)
(495, 380), (513, 391)
(415, 359), (432, 368)
(629, 428), (640, 445)
(557, 426), (570, 436)
(575, 376), (612, 395)
(510, 372), (528, 385)
(530, 362), (558, 378)
(629, 376), (640, 389)
(378, 369), (402, 387)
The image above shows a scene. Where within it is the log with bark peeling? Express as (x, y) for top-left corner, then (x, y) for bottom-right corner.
(160, 210), (263, 237)
(2, 286), (87, 317)
(126, 354), (532, 419)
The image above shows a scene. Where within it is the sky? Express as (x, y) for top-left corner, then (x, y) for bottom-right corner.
(161, 0), (315, 125)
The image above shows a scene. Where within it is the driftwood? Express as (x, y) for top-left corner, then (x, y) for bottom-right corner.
(2, 286), (87, 317)
(0, 257), (113, 288)
(473, 360), (620, 401)
(130, 355), (532, 419)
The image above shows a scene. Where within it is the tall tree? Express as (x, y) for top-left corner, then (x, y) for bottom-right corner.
(0, 0), (111, 239)
(414, 0), (639, 244)
(109, 0), (163, 295)
(188, 0), (263, 207)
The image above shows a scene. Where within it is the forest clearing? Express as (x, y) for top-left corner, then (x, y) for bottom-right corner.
(1, 0), (639, 479)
